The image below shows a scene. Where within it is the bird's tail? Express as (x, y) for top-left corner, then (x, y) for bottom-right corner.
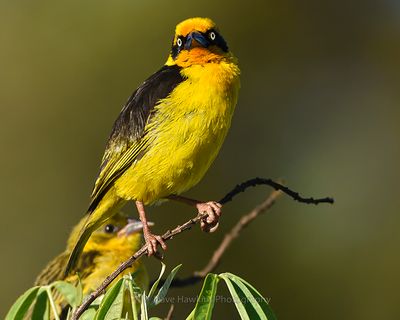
(65, 190), (125, 276)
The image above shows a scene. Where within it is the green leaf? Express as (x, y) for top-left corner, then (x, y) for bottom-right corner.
(140, 292), (148, 320)
(147, 262), (166, 299)
(232, 279), (264, 319)
(65, 307), (72, 320)
(92, 295), (104, 306)
(241, 278), (276, 319)
(125, 272), (143, 299)
(80, 307), (97, 320)
(149, 318), (163, 320)
(52, 281), (80, 308)
(45, 286), (60, 320)
(193, 273), (219, 320)
(76, 276), (84, 306)
(94, 277), (125, 320)
(127, 277), (140, 320)
(150, 264), (182, 306)
(223, 273), (266, 319)
(185, 309), (195, 320)
(226, 273), (277, 320)
(31, 289), (50, 320)
(5, 286), (40, 320)
(219, 274), (249, 320)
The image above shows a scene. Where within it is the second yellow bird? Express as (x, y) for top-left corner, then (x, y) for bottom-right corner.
(36, 213), (148, 317)
(66, 17), (240, 274)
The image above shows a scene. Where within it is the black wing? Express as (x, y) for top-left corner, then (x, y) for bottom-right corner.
(88, 65), (184, 212)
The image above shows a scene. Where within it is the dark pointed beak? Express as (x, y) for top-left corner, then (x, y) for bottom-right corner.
(185, 32), (210, 50)
(120, 218), (154, 236)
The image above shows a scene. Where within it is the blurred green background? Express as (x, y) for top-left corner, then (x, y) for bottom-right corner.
(1, 0), (399, 318)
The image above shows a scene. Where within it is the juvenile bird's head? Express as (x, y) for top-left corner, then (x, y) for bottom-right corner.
(166, 17), (233, 67)
(67, 213), (144, 254)
(35, 213), (147, 288)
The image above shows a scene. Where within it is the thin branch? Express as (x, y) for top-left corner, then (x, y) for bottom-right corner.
(158, 189), (282, 288)
(164, 304), (175, 320)
(72, 177), (333, 319)
(219, 177), (334, 205)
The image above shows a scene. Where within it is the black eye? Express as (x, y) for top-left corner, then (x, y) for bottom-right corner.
(104, 224), (116, 233)
(209, 31), (216, 41)
(177, 37), (183, 47)
(208, 30), (228, 52)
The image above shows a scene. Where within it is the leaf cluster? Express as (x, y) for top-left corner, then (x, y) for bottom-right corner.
(6, 264), (276, 320)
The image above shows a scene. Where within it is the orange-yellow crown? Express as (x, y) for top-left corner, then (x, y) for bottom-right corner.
(174, 17), (217, 39)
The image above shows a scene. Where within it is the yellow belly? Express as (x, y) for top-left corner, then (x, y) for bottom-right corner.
(115, 61), (240, 204)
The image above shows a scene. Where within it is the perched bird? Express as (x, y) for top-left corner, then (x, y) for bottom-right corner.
(66, 17), (240, 274)
(36, 213), (148, 315)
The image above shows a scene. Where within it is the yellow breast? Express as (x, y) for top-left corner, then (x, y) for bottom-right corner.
(115, 59), (240, 204)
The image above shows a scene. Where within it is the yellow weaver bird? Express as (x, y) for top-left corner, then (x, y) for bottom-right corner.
(36, 213), (148, 315)
(66, 17), (240, 274)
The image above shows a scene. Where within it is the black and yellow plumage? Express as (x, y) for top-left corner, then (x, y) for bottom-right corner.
(88, 65), (184, 213)
(66, 17), (240, 274)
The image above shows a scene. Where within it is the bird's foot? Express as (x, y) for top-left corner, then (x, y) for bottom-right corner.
(196, 201), (222, 233)
(143, 229), (167, 256)
(135, 200), (166, 256)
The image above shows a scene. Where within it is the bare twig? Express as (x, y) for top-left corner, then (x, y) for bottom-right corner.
(164, 304), (175, 320)
(219, 177), (334, 205)
(72, 177), (333, 319)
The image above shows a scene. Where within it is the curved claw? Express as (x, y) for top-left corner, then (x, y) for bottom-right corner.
(201, 220), (219, 233)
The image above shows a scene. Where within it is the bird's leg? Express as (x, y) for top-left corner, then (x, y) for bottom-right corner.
(167, 195), (222, 233)
(136, 200), (167, 256)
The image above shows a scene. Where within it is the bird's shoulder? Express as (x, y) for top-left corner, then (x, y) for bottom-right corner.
(106, 64), (185, 152)
(89, 64), (185, 212)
